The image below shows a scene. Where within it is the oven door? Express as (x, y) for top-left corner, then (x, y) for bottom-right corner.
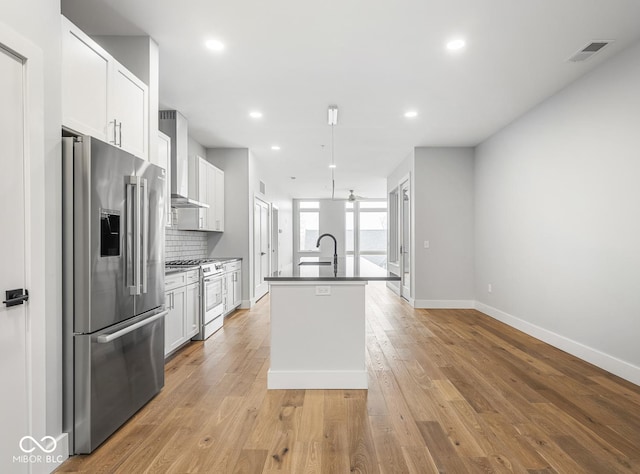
(203, 274), (223, 324)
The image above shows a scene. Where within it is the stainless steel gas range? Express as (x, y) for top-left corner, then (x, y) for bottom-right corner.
(165, 259), (225, 339)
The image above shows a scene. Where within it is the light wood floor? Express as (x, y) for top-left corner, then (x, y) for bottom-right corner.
(58, 282), (640, 473)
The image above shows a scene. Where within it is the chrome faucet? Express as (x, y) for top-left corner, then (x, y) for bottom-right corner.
(316, 233), (338, 266)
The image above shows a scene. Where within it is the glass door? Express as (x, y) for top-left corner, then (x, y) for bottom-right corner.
(400, 180), (411, 300)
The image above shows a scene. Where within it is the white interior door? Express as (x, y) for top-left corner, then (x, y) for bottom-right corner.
(254, 199), (270, 301)
(0, 45), (29, 474)
(400, 180), (411, 300)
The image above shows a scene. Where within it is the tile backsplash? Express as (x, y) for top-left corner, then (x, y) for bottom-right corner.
(165, 227), (208, 261)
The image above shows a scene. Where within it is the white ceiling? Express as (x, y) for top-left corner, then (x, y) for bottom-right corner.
(62, 0), (640, 199)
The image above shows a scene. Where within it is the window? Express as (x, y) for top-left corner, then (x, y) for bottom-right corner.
(298, 201), (319, 251)
(388, 189), (398, 263)
(344, 200), (388, 275)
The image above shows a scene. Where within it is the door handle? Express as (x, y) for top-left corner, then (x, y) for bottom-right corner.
(127, 175), (142, 295)
(3, 289), (29, 307)
(260, 252), (266, 256)
(110, 119), (117, 145)
(95, 310), (167, 343)
(141, 178), (148, 294)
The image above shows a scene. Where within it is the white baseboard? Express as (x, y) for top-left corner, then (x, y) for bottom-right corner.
(414, 299), (475, 309)
(267, 369), (368, 389)
(475, 301), (640, 386)
(240, 299), (252, 309)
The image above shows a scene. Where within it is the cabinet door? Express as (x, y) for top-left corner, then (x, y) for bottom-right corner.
(185, 282), (200, 338)
(224, 272), (232, 313)
(61, 17), (110, 140)
(233, 270), (242, 307)
(111, 63), (148, 160)
(156, 131), (172, 227)
(199, 157), (209, 229)
(213, 167), (224, 232)
(165, 287), (186, 356)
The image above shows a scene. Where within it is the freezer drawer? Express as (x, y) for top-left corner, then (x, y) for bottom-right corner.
(73, 310), (166, 454)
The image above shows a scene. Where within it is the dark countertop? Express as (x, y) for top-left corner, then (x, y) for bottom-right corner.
(265, 257), (400, 282)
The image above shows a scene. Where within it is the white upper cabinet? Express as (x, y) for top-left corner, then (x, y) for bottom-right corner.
(177, 156), (224, 232)
(111, 64), (148, 159)
(154, 131), (172, 227)
(62, 16), (149, 160)
(213, 166), (224, 232)
(61, 19), (110, 141)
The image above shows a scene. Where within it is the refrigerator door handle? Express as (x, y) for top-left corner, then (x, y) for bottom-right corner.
(127, 175), (142, 295)
(141, 178), (148, 294)
(126, 179), (135, 293)
(94, 310), (167, 344)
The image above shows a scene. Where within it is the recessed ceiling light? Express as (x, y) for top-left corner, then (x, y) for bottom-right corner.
(446, 38), (466, 51)
(329, 164), (337, 169)
(271, 145), (281, 151)
(205, 39), (225, 52)
(404, 110), (418, 118)
(249, 111), (263, 119)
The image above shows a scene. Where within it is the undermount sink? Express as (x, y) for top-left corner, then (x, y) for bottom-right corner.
(298, 261), (332, 266)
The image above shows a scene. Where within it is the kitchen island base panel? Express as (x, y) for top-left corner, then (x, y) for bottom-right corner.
(267, 369), (367, 389)
(269, 281), (367, 390)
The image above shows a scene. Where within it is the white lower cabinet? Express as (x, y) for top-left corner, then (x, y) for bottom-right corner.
(185, 280), (200, 338)
(223, 260), (242, 315)
(164, 269), (200, 357)
(165, 284), (186, 354)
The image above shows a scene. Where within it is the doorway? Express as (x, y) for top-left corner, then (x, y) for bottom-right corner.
(253, 197), (270, 301)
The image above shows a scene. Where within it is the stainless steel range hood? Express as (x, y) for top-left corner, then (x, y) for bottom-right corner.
(159, 110), (209, 209)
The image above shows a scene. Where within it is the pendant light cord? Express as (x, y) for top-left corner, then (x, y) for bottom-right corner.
(331, 123), (335, 199)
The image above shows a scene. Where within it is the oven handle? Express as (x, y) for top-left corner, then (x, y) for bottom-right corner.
(203, 275), (223, 283)
(94, 310), (167, 344)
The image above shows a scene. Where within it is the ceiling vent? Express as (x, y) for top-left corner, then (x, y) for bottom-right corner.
(568, 40), (612, 62)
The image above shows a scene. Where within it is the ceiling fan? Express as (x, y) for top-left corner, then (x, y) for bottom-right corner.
(347, 190), (365, 202)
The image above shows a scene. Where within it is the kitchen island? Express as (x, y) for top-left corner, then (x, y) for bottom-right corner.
(265, 257), (400, 389)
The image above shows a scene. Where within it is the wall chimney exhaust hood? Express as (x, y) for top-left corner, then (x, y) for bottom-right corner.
(159, 110), (209, 209)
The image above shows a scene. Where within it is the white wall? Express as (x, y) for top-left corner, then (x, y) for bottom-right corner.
(414, 147), (475, 307)
(475, 40), (640, 384)
(1, 0), (67, 471)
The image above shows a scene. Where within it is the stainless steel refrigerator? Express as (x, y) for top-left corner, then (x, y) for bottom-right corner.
(62, 136), (167, 454)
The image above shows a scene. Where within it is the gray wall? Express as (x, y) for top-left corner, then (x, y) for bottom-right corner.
(207, 148), (251, 303)
(386, 148), (475, 305)
(414, 147), (475, 305)
(207, 148), (293, 305)
(475, 40), (640, 383)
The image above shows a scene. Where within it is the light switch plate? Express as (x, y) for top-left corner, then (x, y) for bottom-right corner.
(315, 286), (331, 296)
